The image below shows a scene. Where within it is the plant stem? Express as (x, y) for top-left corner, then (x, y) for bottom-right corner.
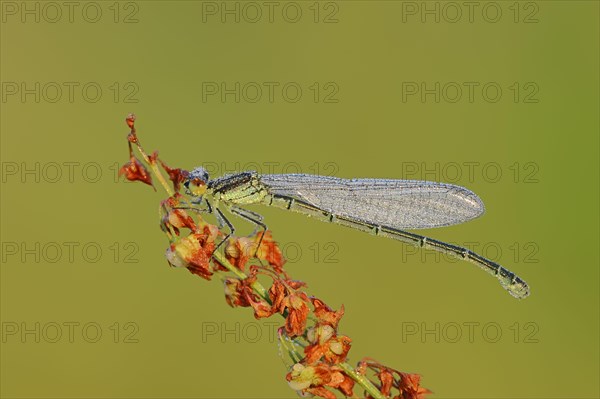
(130, 138), (173, 196)
(339, 363), (385, 399)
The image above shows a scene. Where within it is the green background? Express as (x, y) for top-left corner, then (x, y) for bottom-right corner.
(1, 1), (598, 398)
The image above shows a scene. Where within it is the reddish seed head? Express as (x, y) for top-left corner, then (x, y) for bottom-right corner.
(126, 113), (136, 129)
(119, 156), (153, 187)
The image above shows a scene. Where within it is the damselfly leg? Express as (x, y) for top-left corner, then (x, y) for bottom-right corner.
(229, 206), (268, 258)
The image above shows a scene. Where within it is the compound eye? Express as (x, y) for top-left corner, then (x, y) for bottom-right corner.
(187, 177), (207, 197)
(192, 177), (203, 186)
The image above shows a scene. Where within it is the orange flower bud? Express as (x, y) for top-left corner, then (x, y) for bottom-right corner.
(125, 113), (136, 129)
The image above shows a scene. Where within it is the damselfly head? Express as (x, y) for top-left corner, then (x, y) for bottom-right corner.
(184, 167), (210, 198)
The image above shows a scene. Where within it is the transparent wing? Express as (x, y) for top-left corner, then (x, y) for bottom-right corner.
(259, 174), (485, 229)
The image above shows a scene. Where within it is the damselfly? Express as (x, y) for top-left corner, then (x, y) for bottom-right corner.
(181, 168), (530, 299)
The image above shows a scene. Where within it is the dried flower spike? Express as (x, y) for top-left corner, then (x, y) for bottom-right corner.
(120, 115), (431, 399)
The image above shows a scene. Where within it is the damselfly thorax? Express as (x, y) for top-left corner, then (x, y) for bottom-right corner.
(208, 171), (268, 205)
